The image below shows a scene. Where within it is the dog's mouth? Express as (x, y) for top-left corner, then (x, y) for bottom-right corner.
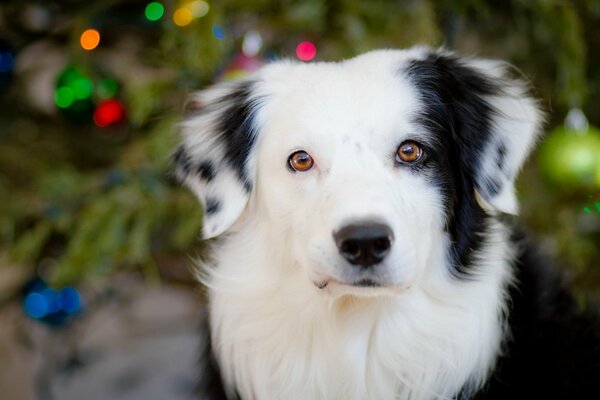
(352, 279), (381, 287)
(313, 278), (382, 289)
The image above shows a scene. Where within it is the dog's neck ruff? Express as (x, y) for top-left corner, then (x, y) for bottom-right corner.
(204, 220), (513, 400)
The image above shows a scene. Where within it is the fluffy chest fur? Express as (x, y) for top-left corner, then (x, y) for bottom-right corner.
(206, 224), (513, 400)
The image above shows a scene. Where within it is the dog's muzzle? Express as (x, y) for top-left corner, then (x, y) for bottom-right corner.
(333, 222), (394, 267)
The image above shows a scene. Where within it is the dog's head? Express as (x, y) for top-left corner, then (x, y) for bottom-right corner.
(175, 47), (541, 297)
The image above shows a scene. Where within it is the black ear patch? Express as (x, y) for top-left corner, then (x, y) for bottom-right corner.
(197, 161), (216, 182)
(405, 50), (541, 277)
(175, 80), (263, 239)
(405, 52), (503, 277)
(215, 81), (258, 192)
(205, 197), (222, 215)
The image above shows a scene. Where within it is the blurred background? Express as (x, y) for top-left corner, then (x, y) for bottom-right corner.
(0, 0), (599, 399)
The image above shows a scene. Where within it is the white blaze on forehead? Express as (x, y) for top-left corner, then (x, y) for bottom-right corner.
(256, 50), (427, 157)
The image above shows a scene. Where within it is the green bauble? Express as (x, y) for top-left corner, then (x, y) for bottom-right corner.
(538, 125), (600, 188)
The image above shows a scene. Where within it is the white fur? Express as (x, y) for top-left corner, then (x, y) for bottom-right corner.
(179, 48), (542, 399)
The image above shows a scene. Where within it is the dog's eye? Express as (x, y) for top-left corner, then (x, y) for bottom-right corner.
(288, 150), (314, 172)
(396, 141), (423, 164)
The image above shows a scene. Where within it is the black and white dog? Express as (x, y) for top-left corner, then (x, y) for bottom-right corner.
(174, 47), (600, 399)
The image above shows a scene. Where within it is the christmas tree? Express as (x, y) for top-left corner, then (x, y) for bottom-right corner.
(0, 0), (599, 308)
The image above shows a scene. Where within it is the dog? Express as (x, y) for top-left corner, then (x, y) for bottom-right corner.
(174, 47), (600, 399)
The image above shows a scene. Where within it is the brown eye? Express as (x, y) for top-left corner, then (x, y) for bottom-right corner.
(288, 150), (314, 172)
(396, 141), (423, 164)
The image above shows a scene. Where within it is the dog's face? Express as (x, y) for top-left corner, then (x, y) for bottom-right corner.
(176, 48), (541, 297)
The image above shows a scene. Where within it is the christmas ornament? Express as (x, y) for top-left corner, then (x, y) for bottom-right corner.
(538, 108), (600, 188)
(23, 278), (83, 326)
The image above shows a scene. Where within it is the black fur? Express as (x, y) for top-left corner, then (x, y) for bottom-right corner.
(174, 146), (194, 177)
(197, 313), (230, 400)
(216, 81), (258, 192)
(495, 142), (507, 171)
(467, 233), (600, 399)
(197, 161), (216, 182)
(175, 81), (258, 192)
(205, 197), (221, 215)
(405, 52), (501, 277)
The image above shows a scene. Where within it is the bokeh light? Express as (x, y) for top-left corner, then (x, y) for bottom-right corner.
(23, 284), (83, 321)
(145, 2), (165, 21)
(55, 87), (75, 108)
(80, 29), (101, 50)
(173, 7), (193, 26)
(57, 287), (82, 313)
(212, 25), (225, 40)
(94, 99), (126, 127)
(296, 41), (317, 61)
(190, 0), (209, 18)
(24, 293), (48, 319)
(55, 67), (96, 109)
(242, 31), (263, 57)
(173, 1), (209, 27)
(72, 78), (94, 99)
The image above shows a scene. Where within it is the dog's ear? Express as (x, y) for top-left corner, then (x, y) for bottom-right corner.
(406, 50), (543, 214)
(174, 80), (263, 238)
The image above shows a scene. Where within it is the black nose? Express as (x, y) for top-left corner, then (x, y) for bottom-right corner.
(333, 222), (394, 267)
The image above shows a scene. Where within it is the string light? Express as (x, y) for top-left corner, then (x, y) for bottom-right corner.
(80, 29), (100, 51)
(242, 31), (263, 57)
(55, 67), (95, 109)
(145, 2), (165, 21)
(212, 25), (225, 40)
(173, 0), (210, 27)
(94, 99), (126, 127)
(72, 78), (94, 99)
(55, 87), (75, 108)
(296, 41), (317, 61)
(23, 285), (82, 321)
(190, 0), (209, 18)
(173, 7), (193, 26)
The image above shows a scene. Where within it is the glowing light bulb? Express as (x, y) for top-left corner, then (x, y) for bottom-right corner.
(145, 2), (165, 21)
(72, 78), (94, 99)
(296, 41), (317, 62)
(190, 0), (209, 17)
(242, 31), (263, 57)
(94, 99), (126, 127)
(173, 7), (193, 26)
(24, 293), (48, 319)
(55, 87), (75, 108)
(212, 25), (225, 39)
(80, 29), (100, 50)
